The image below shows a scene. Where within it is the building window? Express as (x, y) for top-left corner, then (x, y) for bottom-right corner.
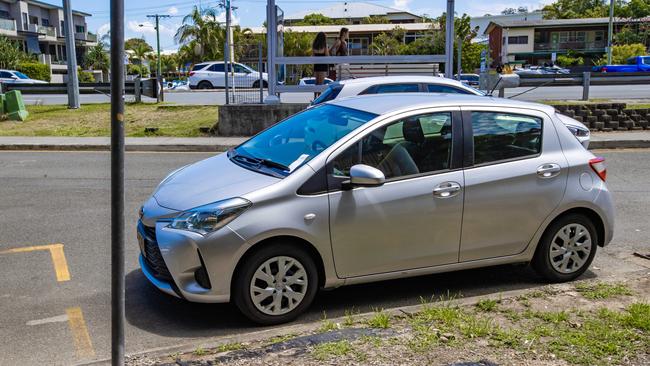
(22, 12), (28, 30)
(42, 18), (50, 26)
(507, 36), (528, 44)
(348, 37), (369, 55)
(75, 25), (85, 33)
(556, 31), (586, 43)
(0, 10), (10, 19)
(405, 32), (425, 44)
(29, 15), (38, 25)
(595, 30), (604, 41)
(60, 20), (65, 34)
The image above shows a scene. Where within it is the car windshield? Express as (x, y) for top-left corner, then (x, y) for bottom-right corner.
(311, 83), (343, 105)
(231, 104), (377, 177)
(14, 72), (30, 79)
(642, 56), (650, 65)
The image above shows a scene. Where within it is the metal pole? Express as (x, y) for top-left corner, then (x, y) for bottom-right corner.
(444, 0), (455, 78)
(266, 0), (277, 98)
(582, 72), (591, 101)
(456, 37), (462, 80)
(607, 0), (614, 65)
(258, 41), (264, 103)
(110, 0), (125, 364)
(224, 40), (229, 104)
(224, 0), (231, 104)
(63, 0), (79, 109)
(155, 15), (162, 102)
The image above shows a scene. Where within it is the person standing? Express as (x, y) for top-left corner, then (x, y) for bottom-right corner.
(312, 31), (329, 97)
(329, 28), (349, 80)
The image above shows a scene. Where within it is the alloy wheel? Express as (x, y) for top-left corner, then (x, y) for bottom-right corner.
(549, 223), (592, 274)
(249, 256), (308, 316)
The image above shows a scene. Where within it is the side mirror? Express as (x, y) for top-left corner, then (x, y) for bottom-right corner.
(11, 75), (18, 79)
(343, 164), (385, 190)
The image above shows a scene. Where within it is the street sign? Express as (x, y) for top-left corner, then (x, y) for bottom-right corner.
(480, 49), (487, 73)
(551, 52), (557, 63)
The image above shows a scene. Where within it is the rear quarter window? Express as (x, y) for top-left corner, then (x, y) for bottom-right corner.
(191, 64), (208, 71)
(471, 112), (542, 165)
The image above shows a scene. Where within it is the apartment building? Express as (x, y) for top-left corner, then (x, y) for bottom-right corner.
(0, 0), (96, 81)
(485, 17), (650, 66)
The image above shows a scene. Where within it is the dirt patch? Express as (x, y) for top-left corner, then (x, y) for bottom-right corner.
(128, 276), (650, 366)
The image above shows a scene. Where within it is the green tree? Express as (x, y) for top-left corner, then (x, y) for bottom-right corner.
(362, 15), (391, 24)
(542, 0), (609, 19)
(296, 13), (347, 25)
(127, 42), (152, 65)
(370, 32), (404, 55)
(175, 6), (225, 62)
(0, 35), (29, 69)
(125, 38), (153, 53)
(556, 50), (585, 66)
(83, 41), (110, 80)
(596, 43), (647, 64)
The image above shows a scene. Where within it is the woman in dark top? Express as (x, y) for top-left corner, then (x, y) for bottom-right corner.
(312, 32), (329, 96)
(330, 27), (349, 56)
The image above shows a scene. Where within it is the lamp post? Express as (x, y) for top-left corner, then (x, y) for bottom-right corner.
(140, 15), (170, 103)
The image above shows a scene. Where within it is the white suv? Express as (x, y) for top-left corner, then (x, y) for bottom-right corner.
(189, 61), (268, 89)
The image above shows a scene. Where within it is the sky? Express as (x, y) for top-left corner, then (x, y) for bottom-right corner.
(47, 0), (554, 52)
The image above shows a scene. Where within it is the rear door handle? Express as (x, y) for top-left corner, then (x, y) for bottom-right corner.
(433, 181), (461, 198)
(537, 163), (561, 178)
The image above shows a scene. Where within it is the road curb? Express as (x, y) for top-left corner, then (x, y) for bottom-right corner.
(0, 140), (649, 152)
(73, 269), (650, 366)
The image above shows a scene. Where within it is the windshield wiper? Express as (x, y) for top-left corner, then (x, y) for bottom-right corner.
(258, 159), (290, 171)
(229, 149), (290, 171)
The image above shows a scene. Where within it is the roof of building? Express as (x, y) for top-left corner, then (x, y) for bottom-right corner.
(20, 0), (92, 17)
(470, 11), (543, 39)
(328, 93), (555, 116)
(484, 16), (650, 34)
(285, 2), (420, 21)
(250, 22), (435, 34)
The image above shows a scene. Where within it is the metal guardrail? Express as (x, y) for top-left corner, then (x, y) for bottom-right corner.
(1, 79), (158, 99)
(513, 72), (650, 100)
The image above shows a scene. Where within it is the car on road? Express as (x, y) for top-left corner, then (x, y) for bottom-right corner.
(592, 56), (650, 73)
(513, 66), (570, 75)
(0, 69), (47, 84)
(312, 75), (591, 147)
(455, 73), (480, 87)
(189, 61), (268, 89)
(138, 94), (614, 325)
(298, 77), (334, 86)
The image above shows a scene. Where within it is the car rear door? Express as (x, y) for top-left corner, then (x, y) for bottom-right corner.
(327, 108), (465, 277)
(459, 107), (568, 262)
(207, 63), (225, 87)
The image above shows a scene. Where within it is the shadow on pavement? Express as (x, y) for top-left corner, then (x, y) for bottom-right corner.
(125, 264), (597, 338)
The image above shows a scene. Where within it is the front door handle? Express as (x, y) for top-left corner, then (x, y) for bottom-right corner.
(433, 181), (461, 198)
(537, 163), (561, 178)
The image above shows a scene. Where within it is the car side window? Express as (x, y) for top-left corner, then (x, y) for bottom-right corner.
(366, 83), (420, 94)
(331, 112), (453, 180)
(471, 112), (542, 165)
(0, 71), (12, 78)
(234, 64), (249, 73)
(426, 84), (470, 94)
(209, 64), (224, 72)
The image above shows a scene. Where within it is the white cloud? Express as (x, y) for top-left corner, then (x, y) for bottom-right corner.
(127, 20), (177, 37)
(97, 23), (110, 36)
(393, 0), (412, 11)
(216, 12), (240, 25)
(462, 0), (554, 16)
(168, 6), (179, 15)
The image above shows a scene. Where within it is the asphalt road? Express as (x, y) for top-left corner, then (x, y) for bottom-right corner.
(21, 83), (650, 106)
(0, 150), (649, 365)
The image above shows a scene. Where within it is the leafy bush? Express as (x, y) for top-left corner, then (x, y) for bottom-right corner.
(0, 36), (30, 69)
(77, 67), (95, 83)
(16, 62), (51, 82)
(556, 53), (584, 67)
(127, 64), (150, 77)
(596, 43), (648, 65)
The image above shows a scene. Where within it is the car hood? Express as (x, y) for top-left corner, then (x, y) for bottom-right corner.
(153, 153), (280, 211)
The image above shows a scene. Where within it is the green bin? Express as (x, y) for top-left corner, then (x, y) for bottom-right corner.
(5, 90), (28, 121)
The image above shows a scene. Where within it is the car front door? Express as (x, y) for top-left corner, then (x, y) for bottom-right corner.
(207, 63), (225, 87)
(459, 107), (568, 262)
(327, 109), (464, 278)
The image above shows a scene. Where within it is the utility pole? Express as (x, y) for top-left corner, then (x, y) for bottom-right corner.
(607, 0), (615, 64)
(219, 0), (236, 104)
(146, 14), (171, 103)
(62, 0), (79, 109)
(444, 0), (455, 79)
(110, 0), (125, 364)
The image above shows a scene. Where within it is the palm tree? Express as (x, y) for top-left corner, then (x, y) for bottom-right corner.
(175, 6), (225, 61)
(128, 42), (151, 66)
(83, 41), (110, 81)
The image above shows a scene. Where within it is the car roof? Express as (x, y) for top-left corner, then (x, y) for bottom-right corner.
(328, 93), (557, 116)
(339, 75), (469, 88)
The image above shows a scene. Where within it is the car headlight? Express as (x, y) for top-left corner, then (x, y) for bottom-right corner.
(168, 198), (251, 235)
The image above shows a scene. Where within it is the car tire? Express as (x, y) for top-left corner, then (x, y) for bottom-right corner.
(252, 80), (268, 88)
(532, 213), (598, 283)
(233, 242), (318, 325)
(197, 81), (213, 89)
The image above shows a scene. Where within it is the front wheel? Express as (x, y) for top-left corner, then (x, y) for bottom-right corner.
(252, 80), (268, 88)
(233, 243), (318, 325)
(532, 213), (598, 282)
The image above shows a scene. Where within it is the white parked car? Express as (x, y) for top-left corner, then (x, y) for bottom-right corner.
(298, 77), (334, 86)
(312, 75), (591, 148)
(0, 69), (47, 84)
(189, 61), (268, 89)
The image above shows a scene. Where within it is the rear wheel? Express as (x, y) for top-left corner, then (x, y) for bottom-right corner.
(252, 80), (268, 88)
(197, 81), (213, 89)
(233, 242), (318, 325)
(532, 213), (598, 282)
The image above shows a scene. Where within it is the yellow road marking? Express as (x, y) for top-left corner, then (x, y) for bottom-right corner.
(66, 307), (95, 359)
(0, 244), (70, 282)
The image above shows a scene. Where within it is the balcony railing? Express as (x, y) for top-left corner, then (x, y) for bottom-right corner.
(40, 25), (56, 37)
(0, 18), (16, 31)
(535, 41), (606, 52)
(87, 32), (97, 42)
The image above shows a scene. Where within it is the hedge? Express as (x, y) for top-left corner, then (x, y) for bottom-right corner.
(77, 67), (95, 83)
(16, 62), (51, 82)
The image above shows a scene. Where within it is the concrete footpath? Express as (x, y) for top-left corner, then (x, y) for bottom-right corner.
(0, 131), (648, 152)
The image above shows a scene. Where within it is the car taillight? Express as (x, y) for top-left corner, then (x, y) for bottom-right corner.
(189, 71), (195, 76)
(589, 157), (606, 181)
(601, 66), (607, 72)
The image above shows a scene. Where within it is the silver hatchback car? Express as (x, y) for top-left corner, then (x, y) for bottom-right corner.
(138, 94), (614, 325)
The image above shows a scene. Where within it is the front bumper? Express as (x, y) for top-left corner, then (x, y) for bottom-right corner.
(137, 216), (246, 303)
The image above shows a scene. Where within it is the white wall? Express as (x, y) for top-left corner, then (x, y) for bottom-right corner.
(504, 27), (534, 54)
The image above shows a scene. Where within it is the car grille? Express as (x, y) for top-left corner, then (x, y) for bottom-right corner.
(139, 221), (173, 282)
